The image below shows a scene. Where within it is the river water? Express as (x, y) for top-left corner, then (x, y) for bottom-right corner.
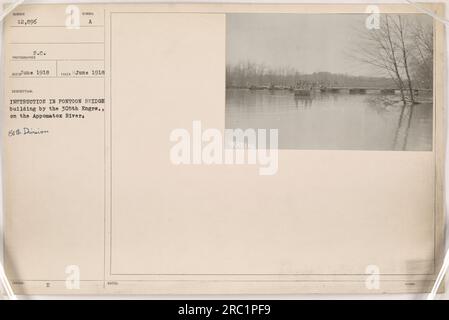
(225, 89), (433, 151)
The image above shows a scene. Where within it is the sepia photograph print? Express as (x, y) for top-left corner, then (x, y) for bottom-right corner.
(1, 2), (446, 298)
(226, 13), (434, 151)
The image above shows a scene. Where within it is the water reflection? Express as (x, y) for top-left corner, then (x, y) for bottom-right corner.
(294, 94), (313, 108)
(392, 104), (416, 151)
(225, 89), (432, 151)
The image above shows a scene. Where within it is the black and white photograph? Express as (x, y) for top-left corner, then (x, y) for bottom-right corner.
(226, 13), (434, 151)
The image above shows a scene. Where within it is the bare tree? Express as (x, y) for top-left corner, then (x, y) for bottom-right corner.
(354, 14), (407, 104)
(410, 19), (433, 89)
(392, 15), (415, 104)
(353, 14), (432, 105)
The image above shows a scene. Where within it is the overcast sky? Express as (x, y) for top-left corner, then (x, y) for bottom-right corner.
(226, 13), (429, 77)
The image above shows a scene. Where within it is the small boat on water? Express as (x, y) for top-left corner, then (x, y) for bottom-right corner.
(380, 89), (395, 95)
(294, 88), (312, 96)
(249, 85), (265, 90)
(349, 88), (367, 94)
(268, 84), (287, 91)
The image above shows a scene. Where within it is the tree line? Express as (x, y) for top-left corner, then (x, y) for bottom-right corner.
(226, 65), (396, 90)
